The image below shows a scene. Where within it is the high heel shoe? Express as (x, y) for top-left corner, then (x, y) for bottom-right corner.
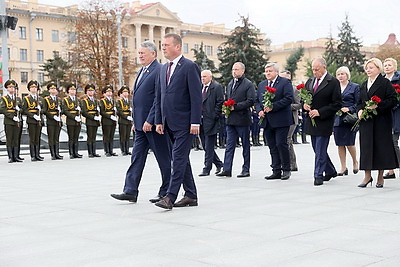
(338, 168), (348, 176)
(376, 183), (384, 188)
(358, 178), (373, 188)
(353, 169), (359, 174)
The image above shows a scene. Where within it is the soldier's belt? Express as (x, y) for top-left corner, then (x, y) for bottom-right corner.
(7, 110), (16, 112)
(28, 109), (39, 112)
(105, 112), (113, 114)
(123, 112), (130, 115)
(88, 111), (97, 114)
(49, 111), (58, 114)
(69, 111), (78, 113)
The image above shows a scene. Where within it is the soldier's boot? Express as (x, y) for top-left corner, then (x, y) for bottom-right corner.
(125, 142), (131, 155)
(50, 145), (57, 160)
(120, 142), (127, 156)
(55, 144), (63, 160)
(35, 145), (44, 161)
(69, 144), (76, 159)
(7, 147), (15, 163)
(92, 143), (101, 157)
(87, 144), (94, 158)
(12, 147), (23, 162)
(109, 142), (118, 157)
(74, 144), (83, 158)
(30, 145), (37, 162)
(16, 146), (24, 161)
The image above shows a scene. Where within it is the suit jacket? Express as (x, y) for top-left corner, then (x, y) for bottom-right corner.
(100, 97), (117, 126)
(292, 86), (302, 125)
(0, 95), (21, 125)
(386, 72), (400, 133)
(62, 96), (81, 126)
(133, 59), (162, 130)
(334, 82), (360, 127)
(255, 76), (293, 128)
(116, 97), (132, 125)
(304, 73), (342, 136)
(81, 97), (100, 127)
(22, 95), (44, 124)
(202, 81), (224, 135)
(155, 56), (202, 131)
(42, 95), (63, 126)
(226, 75), (255, 126)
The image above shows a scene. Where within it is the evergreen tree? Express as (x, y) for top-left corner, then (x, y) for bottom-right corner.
(284, 46), (304, 79)
(336, 15), (365, 73)
(40, 53), (71, 88)
(217, 16), (268, 87)
(324, 32), (337, 66)
(192, 42), (217, 74)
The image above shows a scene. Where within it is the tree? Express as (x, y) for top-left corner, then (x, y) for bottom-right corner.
(192, 42), (217, 74)
(284, 46), (304, 79)
(324, 32), (337, 66)
(40, 53), (71, 88)
(335, 15), (365, 73)
(217, 15), (268, 87)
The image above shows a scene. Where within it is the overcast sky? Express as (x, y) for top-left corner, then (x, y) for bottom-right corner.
(38, 0), (398, 46)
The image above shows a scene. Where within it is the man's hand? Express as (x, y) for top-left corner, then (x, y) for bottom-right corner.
(190, 125), (200, 135)
(156, 124), (164, 134)
(264, 106), (272, 113)
(309, 109), (320, 118)
(303, 104), (311, 111)
(358, 109), (363, 119)
(258, 110), (265, 118)
(110, 115), (117, 121)
(341, 107), (350, 113)
(132, 125), (136, 133)
(367, 105), (377, 110)
(142, 121), (153, 132)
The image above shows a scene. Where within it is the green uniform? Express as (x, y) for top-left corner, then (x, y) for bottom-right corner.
(116, 97), (133, 155)
(62, 96), (82, 158)
(99, 97), (117, 156)
(0, 95), (22, 162)
(81, 97), (101, 157)
(22, 95), (44, 161)
(42, 95), (63, 160)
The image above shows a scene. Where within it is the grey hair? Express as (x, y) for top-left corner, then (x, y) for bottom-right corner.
(140, 41), (157, 56)
(234, 62), (245, 70)
(265, 63), (279, 72)
(313, 57), (327, 67)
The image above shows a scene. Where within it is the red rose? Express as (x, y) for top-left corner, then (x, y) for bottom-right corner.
(224, 99), (235, 106)
(371, 96), (382, 103)
(296, 83), (305, 90)
(396, 89), (400, 94)
(266, 86), (276, 93)
(393, 84), (400, 90)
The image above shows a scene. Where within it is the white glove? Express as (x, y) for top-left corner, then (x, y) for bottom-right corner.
(57, 106), (61, 111)
(113, 107), (117, 112)
(33, 115), (41, 121)
(54, 116), (61, 122)
(75, 116), (81, 122)
(94, 116), (100, 121)
(37, 105), (41, 112)
(110, 115), (117, 121)
(15, 106), (20, 111)
(130, 107), (133, 112)
(97, 106), (100, 112)
(76, 106), (81, 111)
(127, 116), (133, 121)
(13, 117), (20, 122)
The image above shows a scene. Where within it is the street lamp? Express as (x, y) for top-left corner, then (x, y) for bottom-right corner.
(106, 8), (131, 89)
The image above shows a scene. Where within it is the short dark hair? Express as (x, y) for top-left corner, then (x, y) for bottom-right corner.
(66, 83), (77, 93)
(164, 33), (182, 47)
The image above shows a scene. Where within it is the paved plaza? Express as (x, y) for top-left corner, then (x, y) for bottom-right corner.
(1, 138), (400, 266)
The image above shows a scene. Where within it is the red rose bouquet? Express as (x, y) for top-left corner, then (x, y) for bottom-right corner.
(258, 86), (276, 125)
(296, 83), (316, 127)
(393, 84), (400, 101)
(222, 98), (236, 118)
(352, 95), (381, 131)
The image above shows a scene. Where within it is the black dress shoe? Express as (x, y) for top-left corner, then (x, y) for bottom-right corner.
(291, 167), (298, 172)
(337, 168), (348, 176)
(215, 166), (222, 174)
(173, 196), (198, 207)
(110, 193), (137, 203)
(323, 172), (338, 181)
(237, 171), (250, 178)
(155, 196), (173, 210)
(314, 178), (323, 186)
(198, 172), (210, 177)
(216, 170), (232, 177)
(149, 195), (163, 203)
(383, 173), (396, 179)
(281, 170), (291, 180)
(265, 172), (281, 180)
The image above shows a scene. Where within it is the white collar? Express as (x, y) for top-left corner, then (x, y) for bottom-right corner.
(168, 54), (183, 65)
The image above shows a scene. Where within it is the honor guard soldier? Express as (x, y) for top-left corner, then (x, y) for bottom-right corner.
(42, 82), (63, 160)
(116, 85), (133, 156)
(100, 85), (118, 157)
(81, 84), (101, 158)
(22, 80), (44, 161)
(0, 80), (23, 163)
(62, 83), (83, 159)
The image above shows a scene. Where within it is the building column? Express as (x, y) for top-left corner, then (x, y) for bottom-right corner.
(160, 26), (166, 37)
(135, 23), (142, 50)
(148, 24), (154, 43)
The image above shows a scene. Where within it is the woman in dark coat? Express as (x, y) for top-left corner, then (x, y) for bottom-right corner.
(382, 58), (400, 179)
(334, 66), (360, 176)
(357, 58), (398, 188)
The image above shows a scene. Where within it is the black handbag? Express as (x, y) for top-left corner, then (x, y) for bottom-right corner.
(342, 112), (358, 125)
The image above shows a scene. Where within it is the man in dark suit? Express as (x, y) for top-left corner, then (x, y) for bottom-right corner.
(217, 62), (255, 178)
(111, 41), (172, 204)
(304, 58), (342, 186)
(198, 70), (224, 176)
(256, 63), (293, 180)
(154, 33), (202, 209)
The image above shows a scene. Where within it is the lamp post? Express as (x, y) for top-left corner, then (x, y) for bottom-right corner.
(1, 0), (9, 91)
(106, 9), (130, 89)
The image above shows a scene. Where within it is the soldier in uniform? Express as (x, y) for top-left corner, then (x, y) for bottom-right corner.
(100, 85), (118, 157)
(116, 85), (133, 156)
(42, 82), (63, 160)
(62, 83), (82, 159)
(15, 83), (24, 161)
(0, 80), (23, 163)
(81, 84), (101, 158)
(22, 80), (44, 161)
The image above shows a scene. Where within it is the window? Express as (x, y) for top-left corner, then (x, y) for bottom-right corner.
(20, 49), (28, 61)
(67, 32), (76, 43)
(36, 28), (43, 41)
(194, 44), (199, 51)
(21, 72), (28, 83)
(122, 37), (128, 48)
(19, 26), (27, 39)
(183, 43), (189, 54)
(38, 72), (45, 84)
(52, 30), (59, 42)
(37, 50), (44, 62)
(205, 45), (213, 56)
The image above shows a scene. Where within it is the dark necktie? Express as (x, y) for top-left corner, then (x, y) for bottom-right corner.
(166, 62), (173, 86)
(313, 78), (320, 92)
(269, 80), (273, 87)
(137, 67), (146, 83)
(202, 85), (208, 100)
(232, 79), (238, 91)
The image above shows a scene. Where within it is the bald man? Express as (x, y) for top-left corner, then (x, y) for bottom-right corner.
(198, 70), (224, 176)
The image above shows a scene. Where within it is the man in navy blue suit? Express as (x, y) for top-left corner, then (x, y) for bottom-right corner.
(256, 63), (293, 180)
(154, 33), (202, 210)
(110, 41), (171, 203)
